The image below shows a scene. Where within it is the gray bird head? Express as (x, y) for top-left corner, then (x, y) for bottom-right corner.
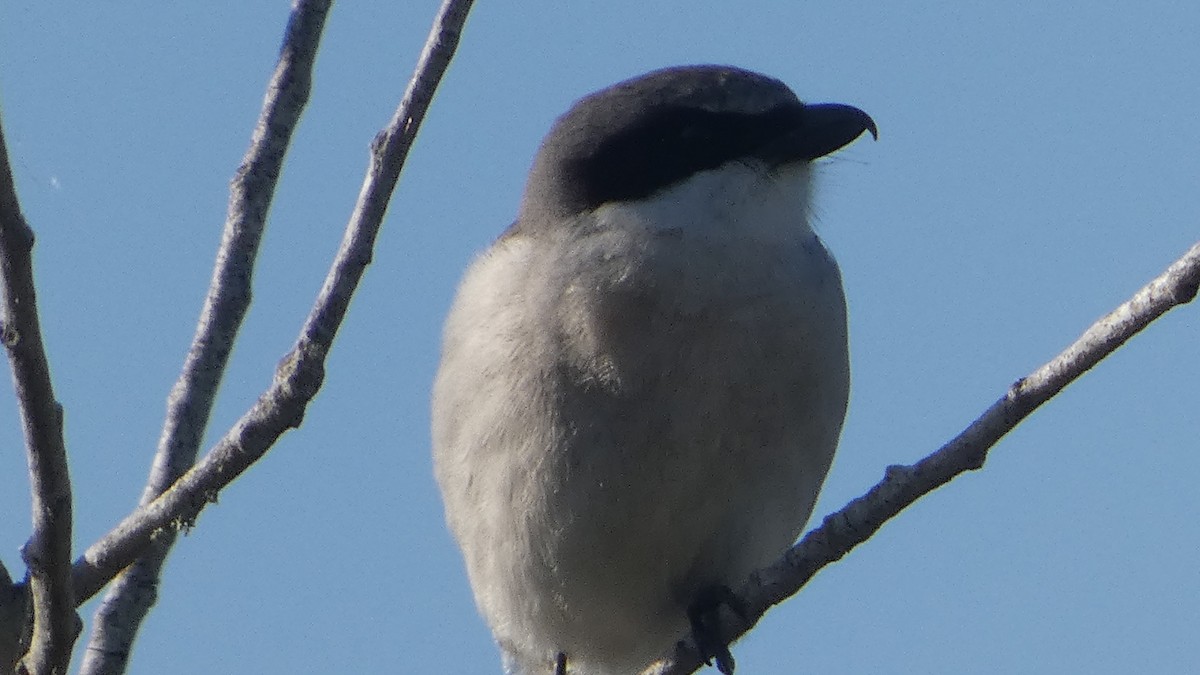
(518, 64), (877, 224)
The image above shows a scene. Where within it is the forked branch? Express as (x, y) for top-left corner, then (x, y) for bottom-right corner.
(72, 0), (476, 613)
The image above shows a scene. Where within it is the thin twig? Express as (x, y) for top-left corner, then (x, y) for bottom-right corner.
(662, 239), (1200, 674)
(76, 3), (332, 674)
(72, 0), (475, 610)
(0, 111), (75, 672)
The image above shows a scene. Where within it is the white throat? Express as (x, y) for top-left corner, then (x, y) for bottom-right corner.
(592, 160), (816, 247)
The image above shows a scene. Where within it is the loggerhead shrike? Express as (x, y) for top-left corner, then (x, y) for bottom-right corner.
(432, 65), (875, 675)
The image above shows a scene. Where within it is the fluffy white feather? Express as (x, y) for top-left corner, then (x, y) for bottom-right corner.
(432, 160), (849, 674)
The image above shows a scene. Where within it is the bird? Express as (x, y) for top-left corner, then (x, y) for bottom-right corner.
(431, 64), (875, 675)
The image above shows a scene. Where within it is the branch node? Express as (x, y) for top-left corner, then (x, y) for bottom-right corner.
(1177, 278), (1199, 304)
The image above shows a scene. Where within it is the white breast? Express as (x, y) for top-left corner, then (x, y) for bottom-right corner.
(433, 160), (849, 674)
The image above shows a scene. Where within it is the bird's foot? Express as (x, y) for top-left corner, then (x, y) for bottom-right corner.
(553, 652), (567, 675)
(687, 585), (747, 675)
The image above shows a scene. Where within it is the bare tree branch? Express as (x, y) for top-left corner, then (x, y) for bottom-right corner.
(71, 0), (475, 629)
(76, 3), (333, 673)
(0, 112), (75, 673)
(662, 239), (1200, 674)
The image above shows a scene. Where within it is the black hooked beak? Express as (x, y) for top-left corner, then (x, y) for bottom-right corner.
(789, 102), (878, 160)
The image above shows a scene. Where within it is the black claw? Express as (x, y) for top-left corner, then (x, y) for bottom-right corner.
(687, 585), (742, 674)
(554, 652), (567, 675)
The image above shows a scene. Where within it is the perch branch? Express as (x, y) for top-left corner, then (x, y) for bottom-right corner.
(663, 239), (1200, 674)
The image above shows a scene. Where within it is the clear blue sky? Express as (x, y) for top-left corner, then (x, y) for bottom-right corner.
(1, 2), (1198, 673)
